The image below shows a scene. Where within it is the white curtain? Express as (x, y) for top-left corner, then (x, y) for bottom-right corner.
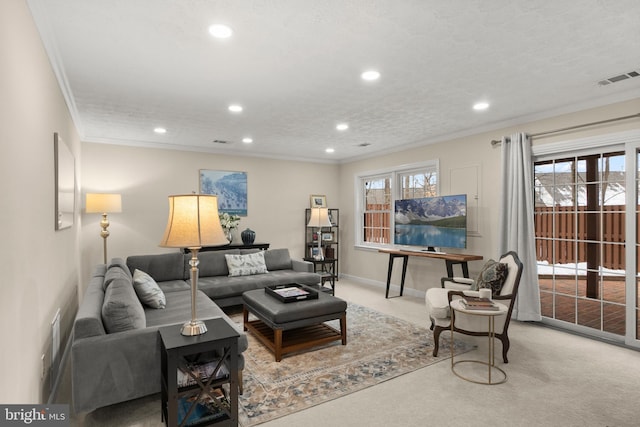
(499, 133), (542, 321)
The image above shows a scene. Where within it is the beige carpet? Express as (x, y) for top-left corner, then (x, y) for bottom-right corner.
(235, 302), (469, 426)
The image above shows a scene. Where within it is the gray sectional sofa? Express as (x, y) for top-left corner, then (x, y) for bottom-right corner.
(71, 248), (320, 414)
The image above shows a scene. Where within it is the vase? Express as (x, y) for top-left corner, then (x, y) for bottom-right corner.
(241, 228), (256, 245)
(225, 229), (233, 243)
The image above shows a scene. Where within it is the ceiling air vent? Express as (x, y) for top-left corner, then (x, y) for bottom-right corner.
(211, 139), (231, 144)
(598, 69), (640, 86)
(358, 143), (371, 147)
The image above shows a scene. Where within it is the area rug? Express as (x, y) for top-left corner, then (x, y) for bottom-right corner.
(232, 302), (470, 426)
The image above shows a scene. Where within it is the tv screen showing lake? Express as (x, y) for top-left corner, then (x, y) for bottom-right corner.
(394, 224), (466, 248)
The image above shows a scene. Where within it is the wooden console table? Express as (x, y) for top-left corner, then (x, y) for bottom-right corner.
(379, 249), (483, 298)
(184, 243), (270, 253)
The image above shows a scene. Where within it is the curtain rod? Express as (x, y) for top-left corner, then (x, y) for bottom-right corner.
(490, 112), (640, 146)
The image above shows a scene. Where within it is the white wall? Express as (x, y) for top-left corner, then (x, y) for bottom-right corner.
(80, 143), (340, 285)
(338, 98), (640, 295)
(0, 0), (81, 403)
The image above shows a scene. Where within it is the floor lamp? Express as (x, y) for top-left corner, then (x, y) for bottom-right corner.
(160, 194), (228, 336)
(86, 193), (122, 264)
(307, 207), (332, 260)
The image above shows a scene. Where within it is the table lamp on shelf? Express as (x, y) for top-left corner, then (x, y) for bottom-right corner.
(160, 194), (227, 336)
(307, 207), (332, 260)
(86, 193), (122, 264)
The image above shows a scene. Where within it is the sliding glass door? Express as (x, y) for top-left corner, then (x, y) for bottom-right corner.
(533, 137), (640, 348)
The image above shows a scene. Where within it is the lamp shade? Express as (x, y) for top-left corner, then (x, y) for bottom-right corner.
(86, 193), (122, 213)
(307, 207), (332, 228)
(160, 194), (227, 248)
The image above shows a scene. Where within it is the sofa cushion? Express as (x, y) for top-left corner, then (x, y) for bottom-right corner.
(197, 270), (321, 300)
(108, 257), (133, 281)
(133, 269), (166, 309)
(225, 252), (268, 277)
(263, 248), (292, 271)
(127, 252), (186, 282)
(102, 278), (146, 333)
(193, 250), (240, 277)
(103, 265), (132, 291)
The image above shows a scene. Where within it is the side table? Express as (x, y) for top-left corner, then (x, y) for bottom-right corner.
(303, 257), (337, 295)
(159, 317), (240, 427)
(449, 299), (507, 385)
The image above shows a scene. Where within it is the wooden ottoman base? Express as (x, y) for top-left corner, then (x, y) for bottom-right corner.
(243, 307), (347, 362)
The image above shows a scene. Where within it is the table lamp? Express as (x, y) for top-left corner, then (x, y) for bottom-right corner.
(307, 207), (332, 260)
(86, 193), (122, 264)
(160, 194), (227, 336)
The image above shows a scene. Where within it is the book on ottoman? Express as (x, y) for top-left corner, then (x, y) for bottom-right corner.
(265, 284), (319, 303)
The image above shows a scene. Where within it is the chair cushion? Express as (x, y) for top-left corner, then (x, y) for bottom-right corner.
(425, 288), (452, 320)
(472, 259), (508, 294)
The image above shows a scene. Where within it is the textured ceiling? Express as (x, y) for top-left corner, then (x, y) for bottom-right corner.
(28, 0), (640, 163)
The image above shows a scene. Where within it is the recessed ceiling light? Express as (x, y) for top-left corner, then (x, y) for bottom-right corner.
(361, 70), (380, 81)
(228, 104), (243, 113)
(326, 148), (335, 153)
(473, 101), (490, 111)
(209, 24), (232, 39)
(336, 123), (349, 131)
(242, 137), (253, 143)
(154, 127), (167, 134)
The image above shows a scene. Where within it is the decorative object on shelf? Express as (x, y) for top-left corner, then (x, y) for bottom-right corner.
(307, 207), (332, 260)
(241, 228), (256, 245)
(200, 169), (248, 215)
(160, 194), (227, 336)
(54, 133), (75, 231)
(310, 194), (327, 208)
(86, 192), (122, 264)
(219, 212), (240, 243)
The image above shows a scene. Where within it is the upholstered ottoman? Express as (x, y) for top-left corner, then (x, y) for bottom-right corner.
(242, 286), (347, 361)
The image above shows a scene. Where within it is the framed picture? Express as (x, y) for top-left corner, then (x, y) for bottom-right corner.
(54, 133), (75, 230)
(322, 232), (334, 242)
(310, 194), (327, 208)
(310, 246), (323, 259)
(200, 170), (247, 215)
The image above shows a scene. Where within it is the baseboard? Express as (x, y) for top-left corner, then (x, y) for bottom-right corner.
(338, 273), (426, 299)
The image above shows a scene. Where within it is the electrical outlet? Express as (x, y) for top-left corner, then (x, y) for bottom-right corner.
(41, 354), (45, 380)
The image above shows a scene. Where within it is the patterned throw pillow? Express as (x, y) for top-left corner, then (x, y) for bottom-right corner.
(133, 269), (166, 309)
(473, 259), (509, 295)
(225, 252), (269, 277)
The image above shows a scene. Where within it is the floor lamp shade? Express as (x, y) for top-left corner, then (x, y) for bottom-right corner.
(86, 193), (122, 264)
(86, 193), (122, 214)
(160, 194), (227, 336)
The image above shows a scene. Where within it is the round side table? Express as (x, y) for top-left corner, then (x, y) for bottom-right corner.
(450, 298), (508, 385)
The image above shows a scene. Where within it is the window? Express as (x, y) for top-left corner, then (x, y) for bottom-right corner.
(356, 161), (439, 247)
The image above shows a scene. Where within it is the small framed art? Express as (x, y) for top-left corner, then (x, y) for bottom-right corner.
(310, 194), (327, 208)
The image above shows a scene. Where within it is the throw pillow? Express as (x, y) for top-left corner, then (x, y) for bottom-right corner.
(225, 252), (269, 277)
(102, 278), (146, 333)
(473, 259), (509, 295)
(133, 269), (166, 309)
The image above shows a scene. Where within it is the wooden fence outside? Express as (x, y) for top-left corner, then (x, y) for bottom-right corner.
(534, 205), (627, 270)
(364, 204), (391, 244)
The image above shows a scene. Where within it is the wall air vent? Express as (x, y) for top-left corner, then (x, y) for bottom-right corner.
(598, 69), (640, 86)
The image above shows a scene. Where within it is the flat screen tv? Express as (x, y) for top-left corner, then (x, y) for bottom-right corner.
(394, 194), (467, 250)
